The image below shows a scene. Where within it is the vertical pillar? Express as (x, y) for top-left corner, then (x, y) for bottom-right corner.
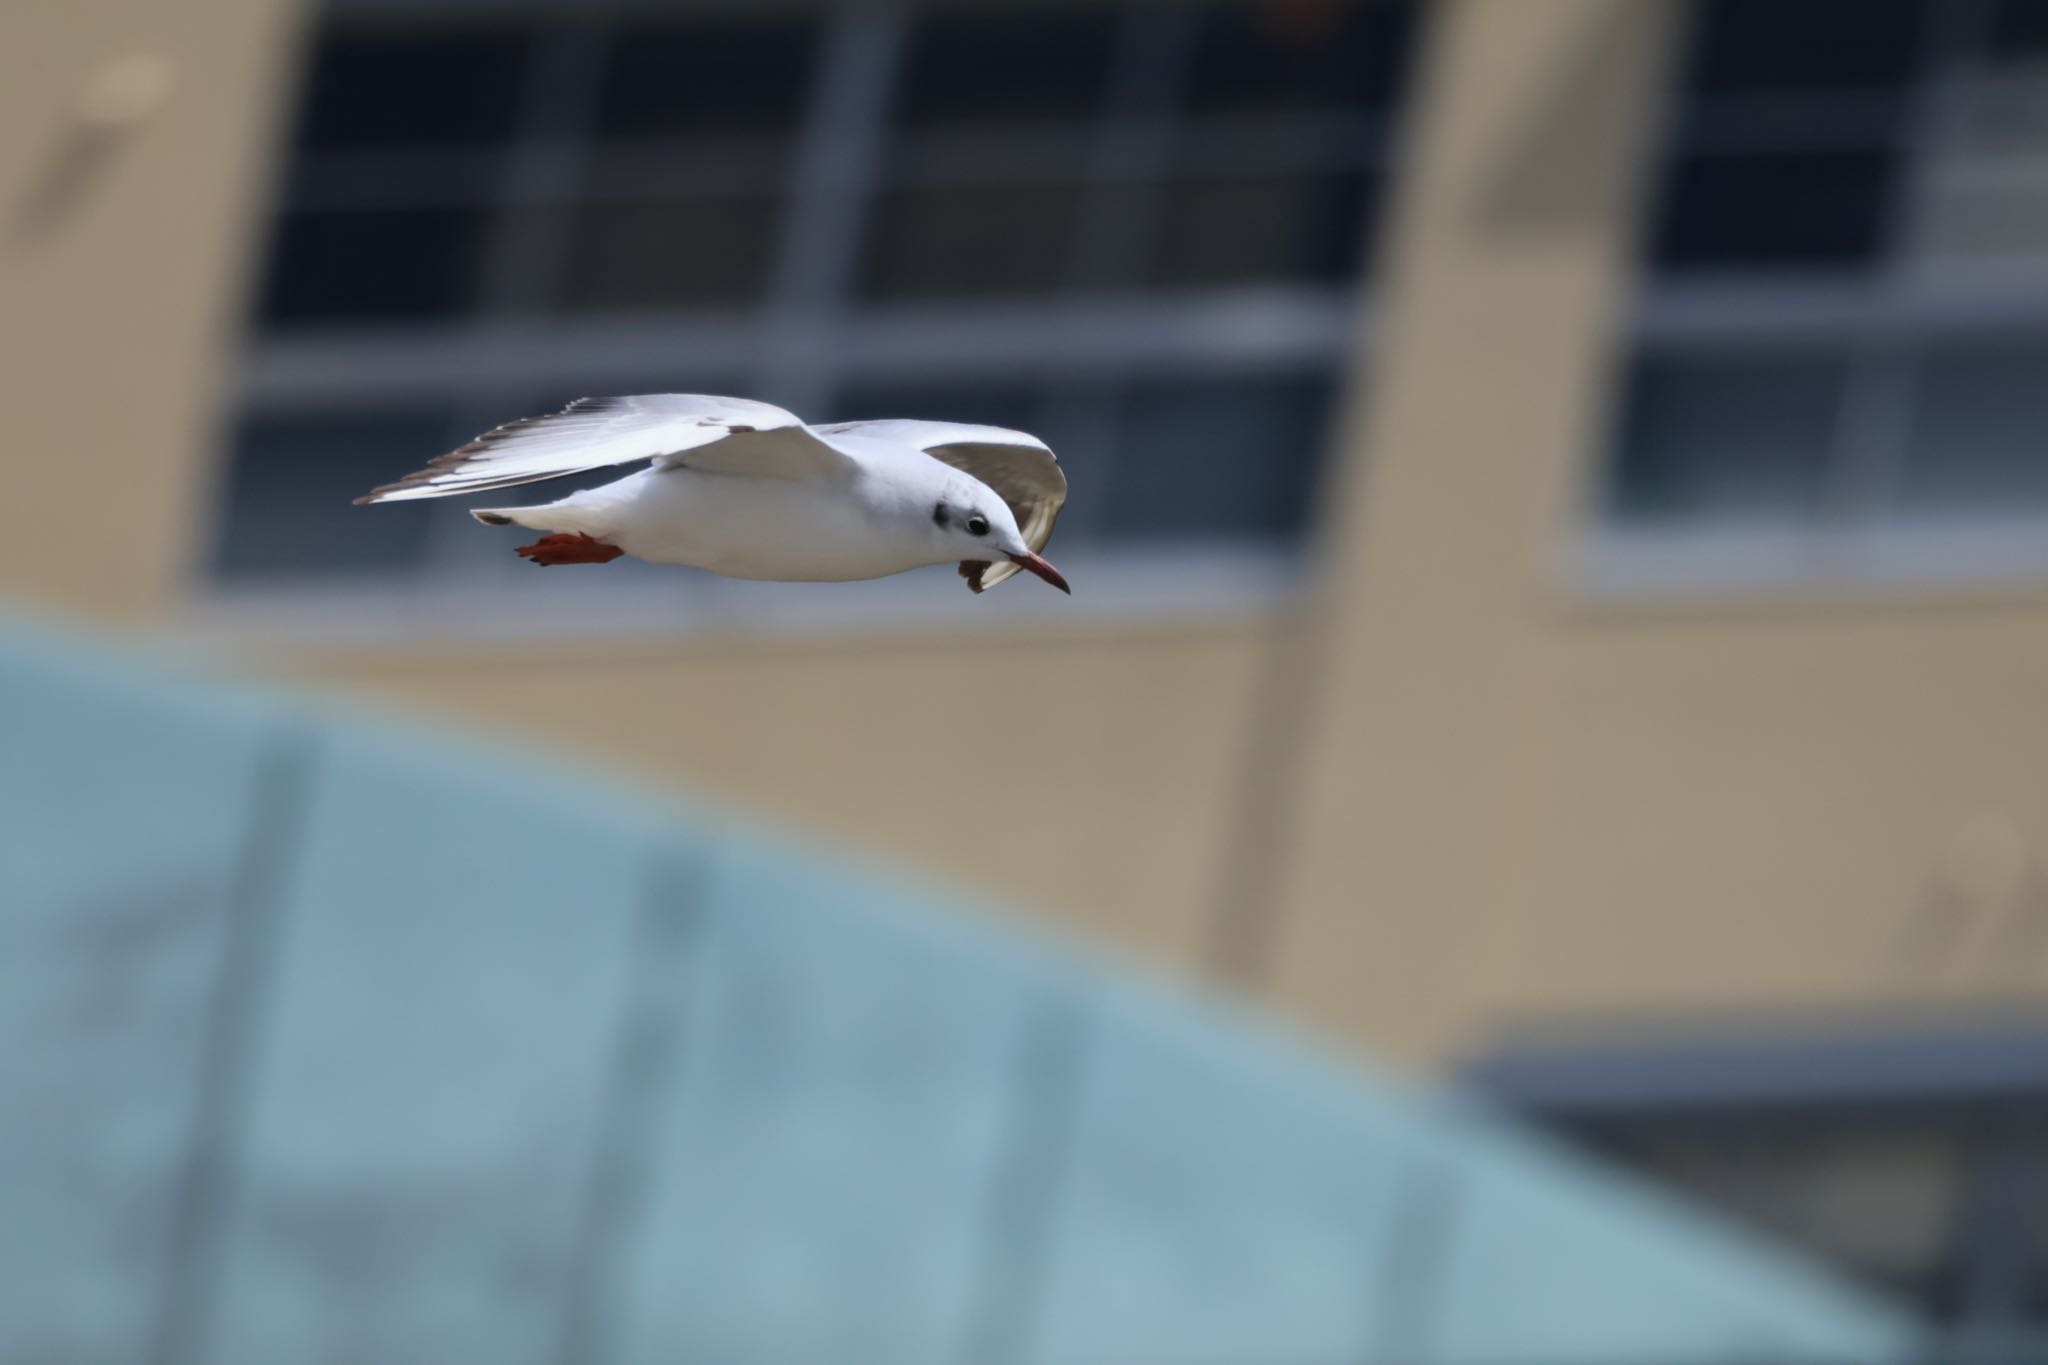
(1257, 0), (1685, 1065)
(0, 0), (308, 621)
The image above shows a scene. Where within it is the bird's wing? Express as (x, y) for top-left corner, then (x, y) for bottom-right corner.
(355, 394), (853, 504)
(816, 419), (1067, 592)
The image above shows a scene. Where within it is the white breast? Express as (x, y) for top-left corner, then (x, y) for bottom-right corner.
(605, 466), (934, 582)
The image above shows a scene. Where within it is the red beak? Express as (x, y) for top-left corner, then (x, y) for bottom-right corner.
(1009, 551), (1071, 594)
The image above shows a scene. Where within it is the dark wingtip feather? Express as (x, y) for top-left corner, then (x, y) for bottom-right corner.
(351, 396), (620, 505)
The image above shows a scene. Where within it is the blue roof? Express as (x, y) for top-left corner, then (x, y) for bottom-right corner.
(0, 611), (1924, 1364)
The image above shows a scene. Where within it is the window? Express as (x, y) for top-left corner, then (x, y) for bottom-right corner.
(256, 19), (538, 332)
(860, 181), (1086, 301)
(1904, 339), (2048, 511)
(213, 410), (454, 580)
(260, 207), (494, 326)
(556, 195), (784, 314)
(893, 7), (1115, 129)
(1591, 0), (2048, 591)
(1584, 1113), (1975, 1313)
(591, 14), (817, 140)
(1679, 0), (1923, 97)
(217, 0), (1418, 616)
(857, 0), (1402, 304)
(1467, 1022), (2048, 1328)
(1108, 373), (1336, 541)
(1605, 353), (1845, 524)
(1147, 169), (1377, 291)
(1990, 0), (2048, 65)
(1651, 150), (1897, 272)
(294, 23), (533, 152)
(1182, 0), (1414, 115)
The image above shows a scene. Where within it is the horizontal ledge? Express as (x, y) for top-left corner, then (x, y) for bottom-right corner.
(237, 293), (1367, 407)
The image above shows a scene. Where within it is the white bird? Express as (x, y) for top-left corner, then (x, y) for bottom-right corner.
(354, 393), (1070, 595)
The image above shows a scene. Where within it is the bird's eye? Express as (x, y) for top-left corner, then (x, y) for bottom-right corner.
(966, 514), (990, 536)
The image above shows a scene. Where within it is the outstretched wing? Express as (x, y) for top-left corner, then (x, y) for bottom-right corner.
(355, 394), (850, 504)
(817, 419), (1067, 592)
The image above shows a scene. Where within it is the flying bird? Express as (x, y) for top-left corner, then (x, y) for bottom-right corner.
(354, 394), (1070, 594)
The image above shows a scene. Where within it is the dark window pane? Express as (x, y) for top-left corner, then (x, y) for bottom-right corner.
(1684, 0), (1926, 96)
(1578, 1112), (1969, 1314)
(259, 208), (491, 326)
(1986, 0), (2048, 66)
(294, 23), (533, 151)
(280, 155), (503, 212)
(1185, 0), (1417, 115)
(1007, 397), (1115, 546)
(1900, 340), (2048, 512)
(861, 182), (1082, 300)
(896, 6), (1116, 127)
(1108, 373), (1334, 541)
(557, 196), (781, 313)
(594, 15), (817, 139)
(213, 412), (451, 579)
(1653, 150), (1895, 271)
(1148, 171), (1373, 290)
(1606, 354), (1845, 523)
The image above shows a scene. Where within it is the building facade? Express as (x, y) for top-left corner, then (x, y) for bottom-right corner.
(8, 0), (2048, 1332)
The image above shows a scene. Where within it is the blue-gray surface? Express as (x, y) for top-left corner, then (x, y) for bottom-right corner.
(0, 612), (1924, 1365)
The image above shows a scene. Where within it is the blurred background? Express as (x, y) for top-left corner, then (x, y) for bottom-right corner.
(6, 0), (2048, 1359)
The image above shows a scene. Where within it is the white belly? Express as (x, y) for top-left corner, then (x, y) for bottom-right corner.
(561, 467), (928, 582)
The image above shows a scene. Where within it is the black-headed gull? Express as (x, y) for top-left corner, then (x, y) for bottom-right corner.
(354, 394), (1070, 594)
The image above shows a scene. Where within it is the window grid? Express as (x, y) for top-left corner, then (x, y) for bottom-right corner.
(1468, 1020), (2048, 1328)
(218, 0), (1415, 613)
(1811, 0), (1972, 533)
(1592, 0), (2048, 594)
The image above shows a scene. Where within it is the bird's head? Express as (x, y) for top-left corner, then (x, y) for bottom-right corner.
(929, 489), (1068, 593)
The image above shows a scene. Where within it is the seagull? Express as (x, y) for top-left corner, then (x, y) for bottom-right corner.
(354, 393), (1070, 594)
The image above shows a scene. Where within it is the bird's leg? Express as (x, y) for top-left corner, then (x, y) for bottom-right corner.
(515, 533), (625, 567)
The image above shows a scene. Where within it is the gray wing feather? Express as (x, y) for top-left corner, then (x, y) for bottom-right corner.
(356, 394), (845, 504)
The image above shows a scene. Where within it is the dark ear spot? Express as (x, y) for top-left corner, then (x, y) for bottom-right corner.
(932, 503), (950, 528)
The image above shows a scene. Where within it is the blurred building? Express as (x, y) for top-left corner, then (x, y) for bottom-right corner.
(7, 0), (2048, 1340)
(0, 619), (1920, 1364)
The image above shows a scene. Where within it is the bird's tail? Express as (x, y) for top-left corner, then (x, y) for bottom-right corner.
(471, 492), (619, 540)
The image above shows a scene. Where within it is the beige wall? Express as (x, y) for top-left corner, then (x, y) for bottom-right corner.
(9, 0), (2048, 1077)
(276, 619), (1274, 974)
(2, 0), (308, 622)
(1514, 600), (2048, 1021)
(1255, 0), (2048, 1068)
(1259, 0), (1689, 1064)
